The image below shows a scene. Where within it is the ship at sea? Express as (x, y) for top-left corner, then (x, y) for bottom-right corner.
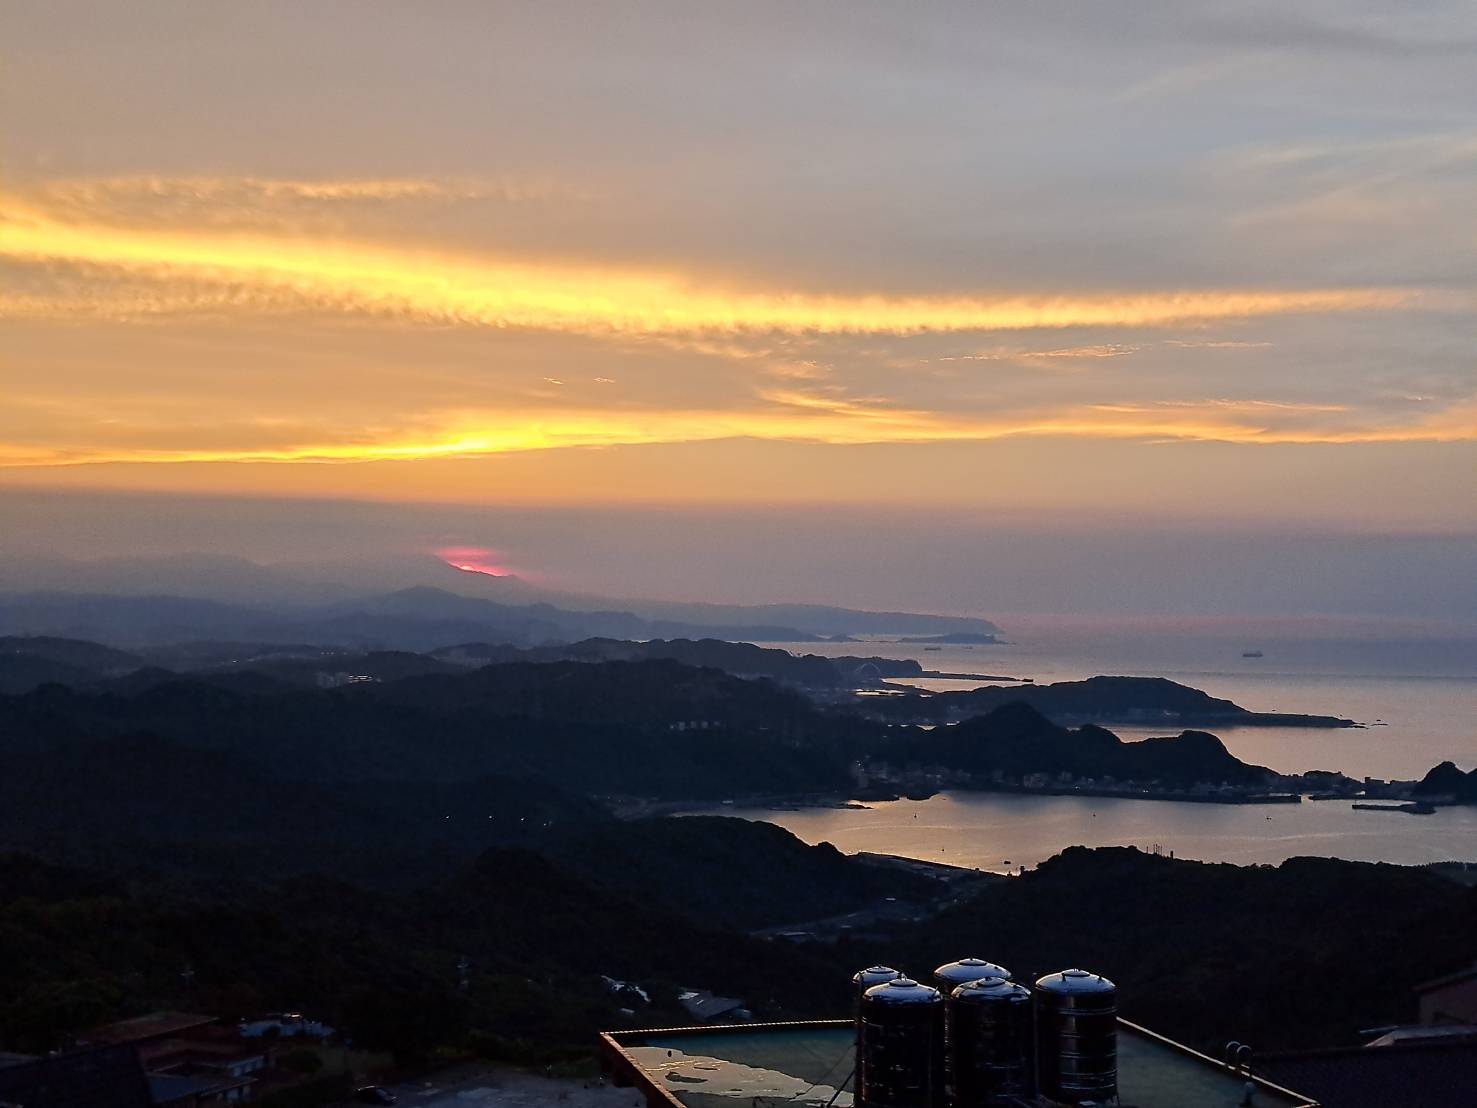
(1241, 650), (1264, 658)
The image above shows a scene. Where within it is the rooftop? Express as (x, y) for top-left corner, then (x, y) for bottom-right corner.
(0, 1044), (154, 1108)
(78, 1012), (216, 1047)
(143, 1033), (265, 1068)
(147, 1072), (253, 1105)
(1363, 1024), (1477, 1048)
(676, 991), (747, 1023)
(1413, 963), (1477, 993)
(601, 1020), (1318, 1108)
(1260, 1036), (1477, 1108)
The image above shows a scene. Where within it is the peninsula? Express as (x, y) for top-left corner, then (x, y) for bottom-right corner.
(859, 674), (1358, 729)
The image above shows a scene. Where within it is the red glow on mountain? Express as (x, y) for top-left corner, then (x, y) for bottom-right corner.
(435, 547), (511, 578)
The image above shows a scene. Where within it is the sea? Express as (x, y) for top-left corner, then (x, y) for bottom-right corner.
(734, 618), (1477, 871)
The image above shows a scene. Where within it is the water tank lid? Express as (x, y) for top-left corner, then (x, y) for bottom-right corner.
(864, 977), (943, 1005)
(935, 957), (1011, 984)
(1035, 968), (1116, 994)
(951, 976), (1029, 1002)
(853, 966), (903, 986)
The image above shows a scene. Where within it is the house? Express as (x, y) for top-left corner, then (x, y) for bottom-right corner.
(1252, 967), (1477, 1107)
(237, 1014), (335, 1040)
(676, 990), (749, 1023)
(1260, 1035), (1477, 1108)
(0, 1044), (154, 1108)
(1415, 964), (1477, 1026)
(147, 1072), (255, 1106)
(78, 1013), (264, 1104)
(78, 1013), (218, 1054)
(141, 1028), (266, 1098)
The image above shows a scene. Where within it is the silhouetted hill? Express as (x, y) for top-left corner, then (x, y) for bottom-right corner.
(135, 640), (341, 669)
(538, 816), (937, 930)
(0, 636), (146, 693)
(0, 647), (1458, 1071)
(366, 656), (816, 724)
(0, 592), (275, 645)
(0, 551), (360, 606)
(434, 637), (858, 686)
(3, 842), (1471, 1062)
(867, 674), (1355, 728)
(0, 731), (606, 887)
(877, 846), (1477, 1052)
(0, 587), (830, 650)
(879, 703), (1275, 786)
(0, 663), (1285, 804)
(0, 661), (851, 798)
(99, 666), (302, 698)
(0, 633), (921, 694)
(0, 852), (122, 902)
(1413, 760), (1477, 803)
(0, 652), (100, 695)
(0, 551), (1002, 639)
(0, 846), (847, 1058)
(423, 847), (836, 997)
(0, 636), (143, 671)
(197, 648), (462, 686)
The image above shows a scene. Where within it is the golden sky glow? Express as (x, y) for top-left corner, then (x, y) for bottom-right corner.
(6, 391), (1475, 474)
(4, 0), (1477, 525)
(1, 200), (1421, 337)
(7, 2), (1477, 626)
(4, 181), (1467, 481)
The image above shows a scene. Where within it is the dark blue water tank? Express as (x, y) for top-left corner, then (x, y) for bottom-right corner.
(947, 976), (1033, 1105)
(857, 977), (945, 1108)
(933, 958), (1011, 992)
(855, 965), (905, 998)
(931, 960), (1011, 1102)
(1033, 969), (1117, 1104)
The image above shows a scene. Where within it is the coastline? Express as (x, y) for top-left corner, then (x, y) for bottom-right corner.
(714, 790), (1477, 872)
(629, 785), (1309, 819)
(635, 782), (1476, 819)
(609, 794), (868, 819)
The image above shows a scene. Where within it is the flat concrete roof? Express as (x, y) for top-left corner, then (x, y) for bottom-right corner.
(601, 1019), (1319, 1108)
(79, 1011), (217, 1046)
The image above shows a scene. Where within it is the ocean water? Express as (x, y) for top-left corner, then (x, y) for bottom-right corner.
(761, 618), (1477, 781)
(721, 791), (1477, 872)
(738, 620), (1477, 868)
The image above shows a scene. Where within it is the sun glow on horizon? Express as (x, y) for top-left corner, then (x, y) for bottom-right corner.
(436, 546), (513, 577)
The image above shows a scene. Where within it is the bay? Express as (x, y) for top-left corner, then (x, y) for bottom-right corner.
(740, 618), (1477, 869)
(721, 791), (1477, 873)
(760, 616), (1477, 781)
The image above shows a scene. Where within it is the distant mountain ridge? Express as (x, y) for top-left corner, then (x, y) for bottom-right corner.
(0, 634), (1350, 738)
(0, 653), (1291, 803)
(0, 582), (998, 650)
(0, 551), (1000, 641)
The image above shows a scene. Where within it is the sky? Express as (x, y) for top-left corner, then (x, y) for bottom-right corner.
(2, 2), (1475, 618)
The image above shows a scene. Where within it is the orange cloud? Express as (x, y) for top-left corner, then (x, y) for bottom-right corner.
(4, 393), (1474, 472)
(0, 199), (1423, 337)
(28, 175), (594, 211)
